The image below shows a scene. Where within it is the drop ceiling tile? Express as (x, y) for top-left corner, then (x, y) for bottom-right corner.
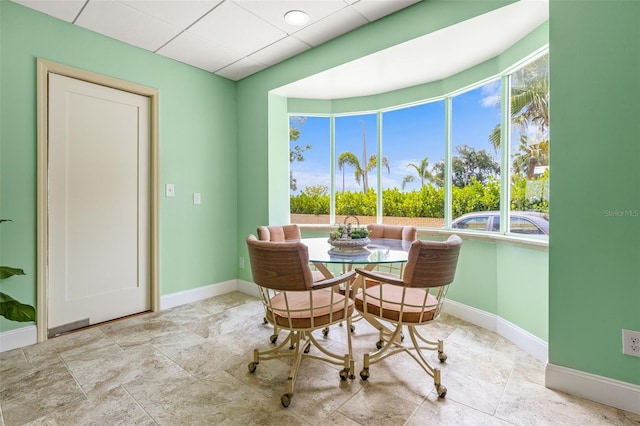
(156, 31), (244, 72)
(121, 0), (223, 30)
(10, 0), (85, 22)
(232, 0), (347, 34)
(215, 56), (267, 80)
(350, 0), (420, 22)
(293, 6), (367, 47)
(188, 1), (287, 56)
(249, 35), (310, 67)
(75, 0), (182, 51)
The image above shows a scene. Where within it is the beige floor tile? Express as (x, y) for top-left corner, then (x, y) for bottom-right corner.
(406, 392), (514, 425)
(62, 343), (188, 398)
(24, 387), (155, 425)
(337, 384), (422, 426)
(495, 377), (621, 425)
(1, 291), (637, 426)
(0, 361), (85, 425)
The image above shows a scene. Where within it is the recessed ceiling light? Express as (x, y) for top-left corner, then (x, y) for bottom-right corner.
(284, 10), (309, 26)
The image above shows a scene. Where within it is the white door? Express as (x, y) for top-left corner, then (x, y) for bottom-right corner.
(47, 73), (150, 334)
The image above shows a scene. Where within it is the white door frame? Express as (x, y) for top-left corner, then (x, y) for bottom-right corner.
(36, 59), (160, 343)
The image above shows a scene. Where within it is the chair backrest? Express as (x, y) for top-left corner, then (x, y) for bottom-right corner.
(402, 235), (462, 288)
(246, 234), (315, 291)
(367, 224), (417, 241)
(257, 224), (301, 242)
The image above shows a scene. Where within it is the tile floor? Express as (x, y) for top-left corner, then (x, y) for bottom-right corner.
(1, 291), (638, 425)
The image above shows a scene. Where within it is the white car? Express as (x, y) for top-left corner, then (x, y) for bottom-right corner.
(451, 211), (549, 235)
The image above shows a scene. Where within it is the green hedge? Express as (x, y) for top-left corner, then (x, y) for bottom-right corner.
(291, 177), (548, 217)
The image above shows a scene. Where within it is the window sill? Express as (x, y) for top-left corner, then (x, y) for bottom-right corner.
(298, 224), (549, 250)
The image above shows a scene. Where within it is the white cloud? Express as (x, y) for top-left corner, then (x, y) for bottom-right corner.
(480, 80), (501, 108)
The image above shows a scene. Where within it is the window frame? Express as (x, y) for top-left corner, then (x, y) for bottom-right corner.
(288, 48), (549, 240)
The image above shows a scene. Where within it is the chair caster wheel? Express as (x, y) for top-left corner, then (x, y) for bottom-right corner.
(263, 317), (267, 324)
(322, 327), (329, 337)
(339, 368), (349, 381)
(438, 351), (447, 362)
(360, 368), (369, 380)
(270, 334), (278, 344)
(248, 362), (258, 373)
(350, 325), (356, 333)
(436, 384), (447, 398)
(376, 340), (384, 350)
(281, 393), (292, 407)
(303, 343), (311, 353)
(400, 332), (405, 342)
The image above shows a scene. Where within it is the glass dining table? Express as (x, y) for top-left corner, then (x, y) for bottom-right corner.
(301, 237), (412, 358)
(301, 237), (411, 281)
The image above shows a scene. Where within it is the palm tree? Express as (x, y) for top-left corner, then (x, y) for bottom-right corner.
(337, 152), (390, 193)
(337, 152), (362, 192)
(363, 154), (390, 193)
(512, 135), (549, 178)
(337, 120), (390, 193)
(488, 54), (549, 151)
(402, 156), (435, 190)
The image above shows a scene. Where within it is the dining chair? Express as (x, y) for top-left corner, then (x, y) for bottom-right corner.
(257, 225), (325, 282)
(246, 235), (356, 407)
(365, 224), (417, 285)
(257, 224), (325, 344)
(354, 234), (463, 398)
(256, 224), (302, 242)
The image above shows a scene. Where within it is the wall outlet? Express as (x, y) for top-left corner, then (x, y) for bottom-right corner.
(239, 257), (245, 269)
(622, 329), (640, 357)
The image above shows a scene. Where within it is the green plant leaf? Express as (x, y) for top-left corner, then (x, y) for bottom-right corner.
(0, 266), (26, 280)
(0, 292), (36, 322)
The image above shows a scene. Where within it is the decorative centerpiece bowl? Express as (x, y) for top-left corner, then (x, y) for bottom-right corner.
(328, 237), (370, 249)
(328, 215), (370, 251)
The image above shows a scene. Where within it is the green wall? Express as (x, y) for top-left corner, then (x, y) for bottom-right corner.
(0, 0), (238, 332)
(549, 0), (640, 385)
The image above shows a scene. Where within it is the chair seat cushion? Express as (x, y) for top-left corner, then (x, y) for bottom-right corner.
(267, 290), (354, 329)
(354, 284), (438, 324)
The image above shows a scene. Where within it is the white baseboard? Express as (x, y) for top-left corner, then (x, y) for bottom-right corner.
(496, 317), (548, 363)
(443, 299), (548, 363)
(443, 298), (497, 332)
(0, 325), (37, 352)
(236, 279), (260, 298)
(546, 363), (640, 415)
(160, 280), (238, 310)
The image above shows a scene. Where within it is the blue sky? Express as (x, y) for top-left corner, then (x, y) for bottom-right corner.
(290, 80), (502, 194)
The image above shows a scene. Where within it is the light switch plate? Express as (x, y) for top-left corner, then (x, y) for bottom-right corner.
(165, 184), (175, 197)
(193, 192), (201, 205)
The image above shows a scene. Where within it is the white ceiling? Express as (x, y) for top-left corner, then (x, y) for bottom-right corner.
(274, 0), (549, 99)
(11, 0), (420, 81)
(12, 0), (548, 99)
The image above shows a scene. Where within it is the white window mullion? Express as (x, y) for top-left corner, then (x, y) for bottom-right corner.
(330, 115), (336, 225)
(444, 97), (452, 227)
(500, 75), (511, 234)
(376, 111), (383, 223)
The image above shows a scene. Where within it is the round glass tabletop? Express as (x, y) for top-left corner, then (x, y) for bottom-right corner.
(302, 237), (411, 265)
